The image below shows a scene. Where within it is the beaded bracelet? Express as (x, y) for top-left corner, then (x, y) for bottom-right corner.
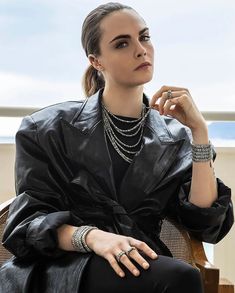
(191, 141), (213, 162)
(71, 225), (98, 253)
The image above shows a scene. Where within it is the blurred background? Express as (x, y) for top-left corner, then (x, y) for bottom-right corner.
(0, 0), (234, 285)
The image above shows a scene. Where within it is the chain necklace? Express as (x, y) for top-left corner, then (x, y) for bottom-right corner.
(101, 100), (151, 163)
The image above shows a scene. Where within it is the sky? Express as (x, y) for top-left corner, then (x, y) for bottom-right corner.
(0, 0), (235, 111)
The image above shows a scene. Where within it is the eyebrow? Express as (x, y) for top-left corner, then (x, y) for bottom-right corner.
(109, 27), (149, 44)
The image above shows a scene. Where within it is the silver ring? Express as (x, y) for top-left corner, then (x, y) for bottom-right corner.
(126, 246), (137, 256)
(115, 251), (126, 262)
(167, 89), (173, 99)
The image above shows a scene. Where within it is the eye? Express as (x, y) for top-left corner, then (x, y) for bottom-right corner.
(115, 41), (128, 49)
(140, 35), (151, 42)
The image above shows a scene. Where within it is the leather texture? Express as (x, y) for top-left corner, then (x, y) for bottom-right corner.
(0, 89), (234, 292)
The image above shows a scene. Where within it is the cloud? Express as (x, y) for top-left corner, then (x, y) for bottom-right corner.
(0, 72), (84, 107)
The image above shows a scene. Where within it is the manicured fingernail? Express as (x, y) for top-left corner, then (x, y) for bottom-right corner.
(143, 262), (149, 269)
(133, 269), (140, 276)
(151, 252), (158, 258)
(119, 272), (125, 277)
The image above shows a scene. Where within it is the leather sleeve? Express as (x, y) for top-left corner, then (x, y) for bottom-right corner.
(2, 116), (82, 259)
(167, 157), (234, 244)
(176, 176), (234, 243)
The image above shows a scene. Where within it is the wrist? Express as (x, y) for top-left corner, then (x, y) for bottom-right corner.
(191, 123), (209, 144)
(85, 229), (103, 250)
(57, 224), (77, 251)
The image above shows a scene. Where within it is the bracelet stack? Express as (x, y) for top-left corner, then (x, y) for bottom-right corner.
(191, 141), (213, 162)
(71, 225), (98, 253)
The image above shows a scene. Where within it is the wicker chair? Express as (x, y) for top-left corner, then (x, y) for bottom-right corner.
(0, 198), (234, 293)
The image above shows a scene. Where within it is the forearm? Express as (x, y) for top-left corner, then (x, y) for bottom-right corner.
(57, 224), (77, 251)
(189, 125), (218, 208)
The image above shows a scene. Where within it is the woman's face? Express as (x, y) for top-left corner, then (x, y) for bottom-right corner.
(92, 9), (154, 88)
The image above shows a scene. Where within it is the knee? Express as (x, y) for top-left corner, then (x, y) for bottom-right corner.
(183, 266), (201, 281)
(171, 265), (203, 292)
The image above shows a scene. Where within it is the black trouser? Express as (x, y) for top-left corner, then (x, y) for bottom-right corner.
(80, 253), (204, 293)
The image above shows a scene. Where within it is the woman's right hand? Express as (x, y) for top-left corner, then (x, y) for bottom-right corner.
(86, 229), (158, 278)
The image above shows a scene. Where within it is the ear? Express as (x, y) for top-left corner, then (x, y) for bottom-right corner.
(88, 54), (104, 71)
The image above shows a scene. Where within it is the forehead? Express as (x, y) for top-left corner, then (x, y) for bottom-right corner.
(100, 9), (146, 41)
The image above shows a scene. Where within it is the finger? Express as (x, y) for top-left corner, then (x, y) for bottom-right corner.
(163, 99), (173, 115)
(118, 253), (140, 277)
(129, 238), (158, 259)
(151, 90), (175, 114)
(158, 90), (179, 115)
(127, 248), (150, 270)
(150, 103), (160, 112)
(168, 93), (191, 109)
(150, 85), (188, 107)
(158, 91), (172, 114)
(164, 106), (176, 117)
(106, 254), (125, 278)
(161, 90), (191, 115)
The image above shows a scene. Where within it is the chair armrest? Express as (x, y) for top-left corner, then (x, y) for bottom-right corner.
(190, 235), (219, 293)
(219, 278), (234, 293)
(0, 198), (14, 217)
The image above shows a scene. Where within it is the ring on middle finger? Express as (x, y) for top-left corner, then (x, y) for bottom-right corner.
(167, 89), (173, 100)
(126, 246), (137, 256)
(115, 251), (126, 262)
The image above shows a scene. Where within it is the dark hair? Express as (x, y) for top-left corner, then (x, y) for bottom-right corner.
(81, 2), (134, 97)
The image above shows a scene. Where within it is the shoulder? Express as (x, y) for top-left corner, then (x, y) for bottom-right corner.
(19, 99), (86, 131)
(31, 99), (85, 125)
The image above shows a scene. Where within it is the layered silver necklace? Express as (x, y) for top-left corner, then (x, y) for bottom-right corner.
(101, 100), (151, 163)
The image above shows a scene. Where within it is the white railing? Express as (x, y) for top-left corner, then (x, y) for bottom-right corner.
(0, 107), (39, 117)
(0, 107), (235, 121)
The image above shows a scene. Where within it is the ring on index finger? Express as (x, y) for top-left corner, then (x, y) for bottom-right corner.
(167, 89), (173, 100)
(115, 251), (126, 262)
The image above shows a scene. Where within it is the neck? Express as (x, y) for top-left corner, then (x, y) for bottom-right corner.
(101, 85), (144, 118)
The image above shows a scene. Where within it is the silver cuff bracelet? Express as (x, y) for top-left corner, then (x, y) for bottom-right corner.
(191, 141), (213, 162)
(71, 225), (98, 253)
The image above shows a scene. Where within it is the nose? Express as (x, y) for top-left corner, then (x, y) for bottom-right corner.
(135, 41), (147, 58)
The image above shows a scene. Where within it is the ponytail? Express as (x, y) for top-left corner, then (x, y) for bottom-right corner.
(81, 3), (133, 97)
(82, 65), (105, 97)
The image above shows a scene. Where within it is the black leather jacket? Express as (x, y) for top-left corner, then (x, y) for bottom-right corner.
(0, 89), (234, 292)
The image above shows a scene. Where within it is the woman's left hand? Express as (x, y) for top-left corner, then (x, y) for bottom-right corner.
(150, 85), (207, 132)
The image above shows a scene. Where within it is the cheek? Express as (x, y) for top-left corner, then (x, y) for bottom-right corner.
(149, 45), (154, 58)
(109, 57), (130, 73)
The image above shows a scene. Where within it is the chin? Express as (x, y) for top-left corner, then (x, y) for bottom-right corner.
(120, 74), (153, 87)
(129, 74), (153, 85)
(135, 76), (153, 85)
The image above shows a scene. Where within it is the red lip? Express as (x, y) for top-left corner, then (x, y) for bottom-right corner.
(134, 62), (151, 70)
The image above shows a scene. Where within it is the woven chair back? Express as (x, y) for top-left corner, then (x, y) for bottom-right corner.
(160, 218), (197, 268)
(0, 209), (13, 266)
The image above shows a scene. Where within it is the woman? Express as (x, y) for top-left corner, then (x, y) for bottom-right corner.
(0, 2), (234, 292)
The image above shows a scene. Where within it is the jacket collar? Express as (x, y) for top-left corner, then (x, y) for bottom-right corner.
(61, 89), (185, 211)
(70, 88), (175, 144)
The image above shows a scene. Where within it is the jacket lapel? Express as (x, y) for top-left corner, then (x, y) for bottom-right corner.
(60, 90), (118, 200)
(60, 89), (185, 209)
